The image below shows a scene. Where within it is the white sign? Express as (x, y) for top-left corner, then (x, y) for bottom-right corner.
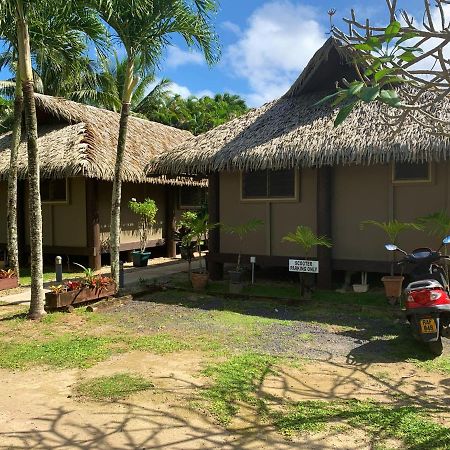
(289, 259), (319, 273)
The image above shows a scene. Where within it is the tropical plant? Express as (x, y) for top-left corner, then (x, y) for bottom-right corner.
(282, 226), (332, 299)
(93, 0), (219, 287)
(0, 268), (16, 279)
(324, 1), (450, 137)
(418, 211), (450, 241)
(0, 0), (107, 318)
(71, 53), (171, 114)
(128, 198), (158, 253)
(360, 219), (423, 275)
(222, 219), (264, 272)
(175, 211), (198, 280)
(144, 93), (248, 135)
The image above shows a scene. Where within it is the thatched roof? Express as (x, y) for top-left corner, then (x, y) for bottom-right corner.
(148, 38), (450, 175)
(0, 94), (199, 185)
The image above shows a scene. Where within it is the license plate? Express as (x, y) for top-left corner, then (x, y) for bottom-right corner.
(420, 318), (437, 334)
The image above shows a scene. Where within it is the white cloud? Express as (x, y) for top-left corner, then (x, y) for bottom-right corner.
(225, 1), (326, 106)
(221, 21), (242, 36)
(166, 46), (205, 68)
(167, 82), (214, 99)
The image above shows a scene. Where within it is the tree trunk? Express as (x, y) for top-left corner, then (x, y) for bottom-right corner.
(16, 6), (45, 320)
(6, 77), (23, 278)
(110, 58), (136, 285)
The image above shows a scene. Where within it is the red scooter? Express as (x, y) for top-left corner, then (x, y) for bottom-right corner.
(386, 237), (450, 355)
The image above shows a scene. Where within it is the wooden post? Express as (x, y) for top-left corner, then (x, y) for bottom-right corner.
(86, 178), (101, 270)
(317, 167), (332, 289)
(165, 185), (177, 258)
(208, 173), (223, 280)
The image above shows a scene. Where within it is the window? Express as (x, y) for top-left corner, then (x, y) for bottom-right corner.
(242, 169), (297, 200)
(179, 187), (207, 209)
(41, 178), (68, 203)
(393, 162), (431, 183)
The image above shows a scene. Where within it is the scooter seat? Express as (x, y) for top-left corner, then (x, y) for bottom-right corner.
(406, 279), (444, 292)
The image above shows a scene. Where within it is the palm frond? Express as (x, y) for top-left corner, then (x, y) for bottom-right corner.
(282, 226), (332, 256)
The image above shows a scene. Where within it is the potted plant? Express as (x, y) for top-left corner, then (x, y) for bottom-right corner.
(282, 225), (332, 300)
(222, 219), (264, 288)
(0, 268), (18, 291)
(45, 263), (116, 309)
(129, 198), (158, 267)
(175, 211), (197, 281)
(180, 210), (217, 290)
(360, 219), (422, 299)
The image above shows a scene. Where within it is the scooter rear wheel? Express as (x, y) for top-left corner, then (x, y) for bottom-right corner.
(428, 338), (443, 356)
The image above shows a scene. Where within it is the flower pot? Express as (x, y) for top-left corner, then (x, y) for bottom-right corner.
(352, 284), (369, 293)
(229, 270), (244, 284)
(191, 271), (209, 290)
(381, 276), (404, 299)
(132, 251), (152, 267)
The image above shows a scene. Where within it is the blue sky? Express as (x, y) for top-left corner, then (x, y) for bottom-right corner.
(0, 0), (430, 107)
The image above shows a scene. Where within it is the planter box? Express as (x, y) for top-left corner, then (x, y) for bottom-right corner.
(0, 277), (18, 291)
(45, 283), (117, 309)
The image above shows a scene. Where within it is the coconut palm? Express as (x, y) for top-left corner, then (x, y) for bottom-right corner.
(282, 226), (332, 299)
(71, 53), (171, 114)
(0, 0), (107, 319)
(91, 0), (219, 285)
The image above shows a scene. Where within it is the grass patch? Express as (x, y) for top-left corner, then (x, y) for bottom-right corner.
(273, 399), (450, 449)
(201, 353), (275, 426)
(19, 266), (85, 287)
(0, 335), (116, 369)
(130, 333), (191, 354)
(74, 373), (154, 401)
(410, 356), (450, 375)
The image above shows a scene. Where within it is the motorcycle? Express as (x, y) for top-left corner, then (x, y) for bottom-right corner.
(385, 236), (450, 355)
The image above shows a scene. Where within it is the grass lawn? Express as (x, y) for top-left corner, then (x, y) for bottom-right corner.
(19, 266), (85, 286)
(2, 285), (450, 449)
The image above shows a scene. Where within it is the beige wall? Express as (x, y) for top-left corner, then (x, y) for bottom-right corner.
(98, 181), (166, 248)
(220, 169), (317, 257)
(219, 163), (450, 263)
(22, 177), (87, 248)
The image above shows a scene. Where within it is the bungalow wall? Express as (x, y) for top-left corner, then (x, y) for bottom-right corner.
(216, 162), (450, 269)
(0, 177), (189, 265)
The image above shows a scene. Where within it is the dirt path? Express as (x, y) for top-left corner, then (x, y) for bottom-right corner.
(1, 349), (449, 450)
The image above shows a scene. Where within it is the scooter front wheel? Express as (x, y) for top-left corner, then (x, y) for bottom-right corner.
(428, 338), (443, 356)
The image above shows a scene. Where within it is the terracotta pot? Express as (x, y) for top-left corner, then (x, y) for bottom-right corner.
(191, 272), (209, 290)
(381, 276), (404, 298)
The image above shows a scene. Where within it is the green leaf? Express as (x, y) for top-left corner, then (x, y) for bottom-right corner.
(334, 101), (357, 127)
(397, 32), (419, 45)
(399, 46), (423, 53)
(359, 86), (380, 103)
(348, 81), (365, 95)
(385, 21), (401, 43)
(379, 89), (402, 107)
(383, 75), (406, 85)
(354, 43), (373, 52)
(366, 36), (382, 50)
(374, 68), (394, 83)
(399, 51), (416, 63)
(314, 92), (340, 106)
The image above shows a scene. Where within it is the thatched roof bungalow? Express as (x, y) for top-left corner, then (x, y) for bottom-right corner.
(0, 95), (204, 269)
(148, 38), (450, 286)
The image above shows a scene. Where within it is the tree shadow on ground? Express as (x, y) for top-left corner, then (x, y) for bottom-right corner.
(2, 358), (450, 450)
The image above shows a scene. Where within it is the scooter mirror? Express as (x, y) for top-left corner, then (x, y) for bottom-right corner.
(443, 236), (450, 245)
(385, 244), (398, 251)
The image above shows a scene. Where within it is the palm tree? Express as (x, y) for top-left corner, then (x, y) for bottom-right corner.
(92, 0), (219, 285)
(0, 0), (107, 319)
(71, 53), (171, 114)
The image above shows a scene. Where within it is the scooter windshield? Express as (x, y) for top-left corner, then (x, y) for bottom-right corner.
(411, 248), (433, 259)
